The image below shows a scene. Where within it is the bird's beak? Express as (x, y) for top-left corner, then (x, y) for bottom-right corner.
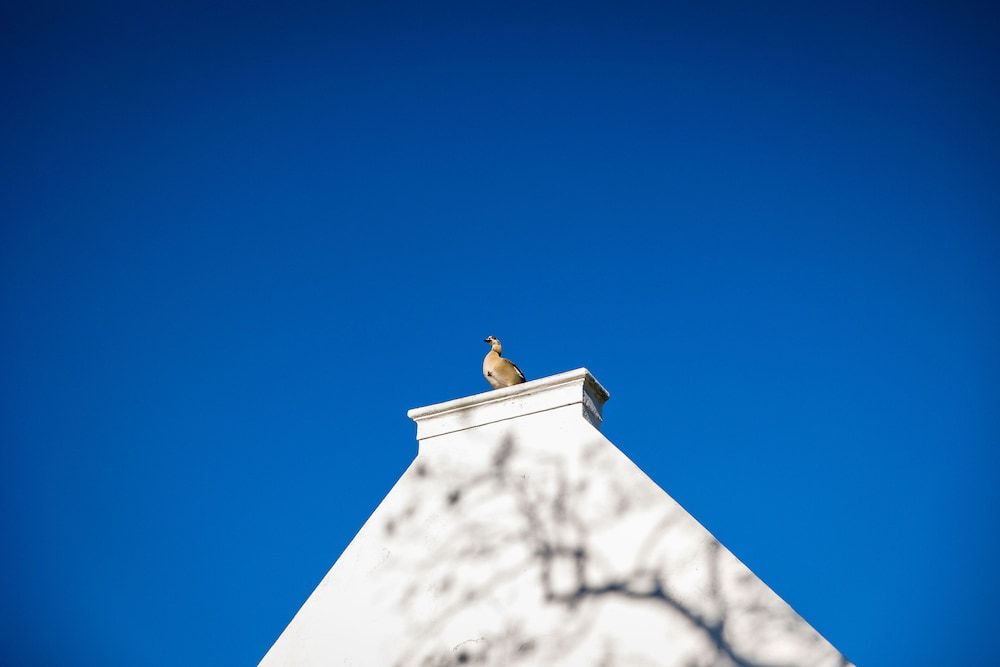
(483, 338), (490, 343)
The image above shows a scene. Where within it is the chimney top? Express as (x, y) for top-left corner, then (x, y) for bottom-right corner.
(407, 368), (610, 441)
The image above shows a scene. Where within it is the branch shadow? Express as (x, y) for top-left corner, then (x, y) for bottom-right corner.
(376, 433), (852, 667)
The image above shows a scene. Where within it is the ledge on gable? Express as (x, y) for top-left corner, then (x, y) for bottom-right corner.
(407, 368), (610, 441)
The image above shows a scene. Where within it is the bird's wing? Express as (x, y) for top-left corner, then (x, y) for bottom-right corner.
(504, 358), (526, 382)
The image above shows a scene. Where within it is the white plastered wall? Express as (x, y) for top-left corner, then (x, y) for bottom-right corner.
(261, 370), (852, 667)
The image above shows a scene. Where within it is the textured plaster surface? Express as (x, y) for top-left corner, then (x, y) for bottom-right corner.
(261, 371), (852, 667)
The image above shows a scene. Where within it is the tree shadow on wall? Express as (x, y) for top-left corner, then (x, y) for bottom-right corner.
(378, 435), (852, 667)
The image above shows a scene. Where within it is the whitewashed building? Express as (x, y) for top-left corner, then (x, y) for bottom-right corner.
(262, 369), (852, 667)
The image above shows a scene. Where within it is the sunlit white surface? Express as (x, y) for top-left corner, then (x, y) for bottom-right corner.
(261, 371), (852, 667)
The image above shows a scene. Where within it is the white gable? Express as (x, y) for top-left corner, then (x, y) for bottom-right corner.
(262, 370), (852, 667)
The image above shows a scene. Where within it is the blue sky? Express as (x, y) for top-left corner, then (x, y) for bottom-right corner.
(2, 2), (998, 665)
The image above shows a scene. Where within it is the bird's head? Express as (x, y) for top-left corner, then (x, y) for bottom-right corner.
(483, 335), (499, 345)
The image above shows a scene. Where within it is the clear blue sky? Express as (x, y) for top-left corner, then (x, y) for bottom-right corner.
(2, 2), (998, 665)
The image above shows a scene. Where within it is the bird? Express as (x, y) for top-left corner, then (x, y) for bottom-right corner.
(482, 335), (526, 389)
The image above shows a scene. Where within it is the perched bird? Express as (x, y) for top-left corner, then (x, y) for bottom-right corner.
(482, 335), (526, 389)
